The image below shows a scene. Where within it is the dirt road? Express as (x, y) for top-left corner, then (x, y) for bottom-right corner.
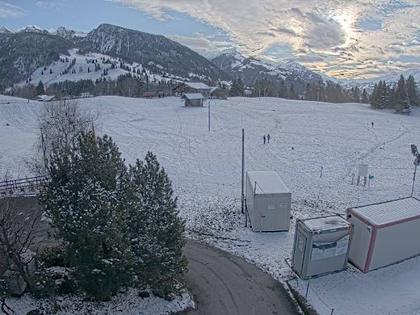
(184, 241), (299, 315)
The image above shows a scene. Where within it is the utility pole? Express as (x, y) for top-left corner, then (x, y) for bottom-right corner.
(241, 128), (245, 214)
(412, 163), (418, 197)
(208, 100), (211, 132)
(411, 144), (419, 197)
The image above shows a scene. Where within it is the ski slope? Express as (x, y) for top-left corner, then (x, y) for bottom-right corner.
(1, 95), (420, 314)
(17, 49), (181, 87)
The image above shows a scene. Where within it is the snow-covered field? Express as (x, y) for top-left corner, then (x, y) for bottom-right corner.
(1, 95), (420, 314)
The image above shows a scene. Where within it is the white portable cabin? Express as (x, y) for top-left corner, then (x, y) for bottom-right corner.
(292, 215), (352, 280)
(245, 171), (291, 232)
(347, 197), (420, 273)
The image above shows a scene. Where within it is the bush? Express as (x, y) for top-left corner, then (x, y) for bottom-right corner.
(38, 246), (69, 268)
(56, 276), (77, 295)
(30, 272), (56, 299)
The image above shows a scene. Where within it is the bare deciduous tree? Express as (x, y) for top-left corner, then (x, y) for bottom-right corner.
(37, 99), (97, 172)
(0, 279), (13, 315)
(0, 197), (41, 291)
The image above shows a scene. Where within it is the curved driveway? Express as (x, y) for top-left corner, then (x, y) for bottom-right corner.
(184, 241), (299, 315)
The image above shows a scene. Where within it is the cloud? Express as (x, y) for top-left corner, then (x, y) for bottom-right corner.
(0, 1), (25, 18)
(169, 34), (233, 58)
(35, 1), (61, 9)
(111, 0), (420, 79)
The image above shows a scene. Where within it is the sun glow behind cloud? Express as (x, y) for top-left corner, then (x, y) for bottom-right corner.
(112, 0), (420, 79)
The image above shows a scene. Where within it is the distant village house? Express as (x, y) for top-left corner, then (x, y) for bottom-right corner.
(143, 91), (157, 98)
(174, 82), (213, 98)
(183, 93), (204, 107)
(80, 92), (93, 98)
(143, 91), (165, 98)
(244, 89), (253, 97)
(35, 95), (56, 102)
(210, 87), (229, 100)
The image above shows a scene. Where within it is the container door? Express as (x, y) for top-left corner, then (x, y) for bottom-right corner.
(293, 229), (308, 276)
(263, 203), (277, 231)
(262, 196), (283, 231)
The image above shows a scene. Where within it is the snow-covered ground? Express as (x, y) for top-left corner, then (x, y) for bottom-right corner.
(1, 95), (420, 314)
(6, 289), (194, 315)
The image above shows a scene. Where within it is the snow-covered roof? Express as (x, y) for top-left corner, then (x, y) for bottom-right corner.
(36, 95), (56, 102)
(350, 197), (420, 226)
(303, 216), (350, 232)
(247, 171), (290, 195)
(185, 82), (211, 90)
(184, 93), (204, 100)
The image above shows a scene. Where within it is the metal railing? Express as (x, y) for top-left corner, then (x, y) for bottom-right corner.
(0, 176), (48, 197)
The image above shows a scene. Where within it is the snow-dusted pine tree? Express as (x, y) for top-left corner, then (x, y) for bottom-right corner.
(395, 75), (410, 112)
(36, 81), (44, 95)
(407, 75), (419, 107)
(128, 152), (186, 296)
(41, 131), (133, 300)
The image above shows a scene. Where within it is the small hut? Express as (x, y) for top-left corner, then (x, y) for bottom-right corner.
(183, 93), (204, 107)
(245, 171), (291, 232)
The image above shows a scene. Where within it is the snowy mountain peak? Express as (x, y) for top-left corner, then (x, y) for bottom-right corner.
(54, 26), (87, 39)
(212, 51), (324, 93)
(282, 60), (308, 72)
(0, 26), (12, 34)
(19, 25), (49, 34)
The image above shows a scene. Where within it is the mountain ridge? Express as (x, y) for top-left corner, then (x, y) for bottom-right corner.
(0, 23), (230, 89)
(76, 24), (228, 82)
(212, 51), (325, 94)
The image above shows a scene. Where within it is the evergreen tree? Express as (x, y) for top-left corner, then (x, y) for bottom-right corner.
(36, 81), (45, 95)
(304, 83), (316, 101)
(395, 75), (410, 112)
(362, 89), (369, 104)
(128, 152), (186, 296)
(387, 84), (397, 109)
(376, 81), (386, 109)
(407, 75), (419, 106)
(352, 86), (361, 103)
(382, 82), (393, 109)
(41, 132), (134, 300)
(370, 83), (378, 108)
(288, 84), (298, 99)
(229, 78), (244, 97)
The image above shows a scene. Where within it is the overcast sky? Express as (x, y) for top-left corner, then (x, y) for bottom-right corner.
(1, 0), (419, 79)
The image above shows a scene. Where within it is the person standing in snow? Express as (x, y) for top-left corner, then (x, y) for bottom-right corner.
(267, 134), (271, 144)
(263, 135), (266, 144)
(372, 122), (374, 128)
